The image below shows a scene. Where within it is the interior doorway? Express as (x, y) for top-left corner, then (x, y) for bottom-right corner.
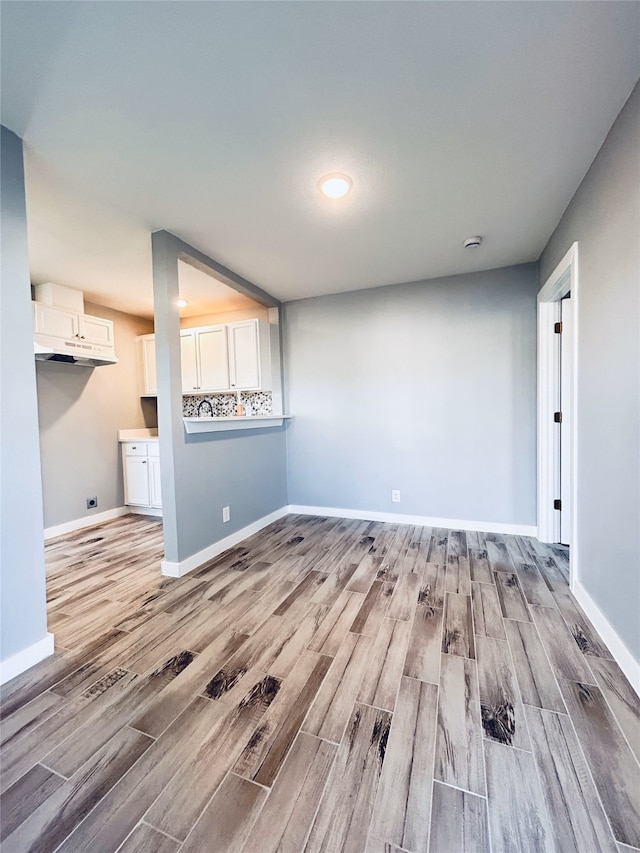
(559, 294), (572, 546)
(537, 242), (578, 588)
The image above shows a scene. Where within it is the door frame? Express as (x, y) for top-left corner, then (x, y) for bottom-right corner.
(537, 242), (579, 589)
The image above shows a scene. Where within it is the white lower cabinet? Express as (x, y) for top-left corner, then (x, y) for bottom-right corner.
(122, 441), (162, 514)
(149, 449), (162, 509)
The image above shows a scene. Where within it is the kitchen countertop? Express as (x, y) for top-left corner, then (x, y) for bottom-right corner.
(119, 417), (291, 439)
(183, 414), (291, 434)
(118, 429), (159, 441)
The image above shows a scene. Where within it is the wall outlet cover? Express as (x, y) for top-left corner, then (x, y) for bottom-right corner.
(391, 490), (401, 503)
(86, 496), (98, 509)
(222, 506), (230, 523)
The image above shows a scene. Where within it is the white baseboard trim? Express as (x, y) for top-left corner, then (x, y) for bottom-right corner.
(0, 632), (55, 686)
(573, 580), (640, 697)
(128, 507), (162, 518)
(161, 506), (290, 578)
(288, 505), (537, 537)
(159, 503), (537, 578)
(44, 506), (130, 540)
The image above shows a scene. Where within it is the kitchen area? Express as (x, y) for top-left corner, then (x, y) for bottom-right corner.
(34, 258), (286, 537)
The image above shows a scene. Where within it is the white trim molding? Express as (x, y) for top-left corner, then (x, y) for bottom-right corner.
(573, 580), (640, 698)
(537, 242), (579, 589)
(0, 633), (55, 686)
(44, 506), (130, 540)
(128, 506), (162, 518)
(288, 505), (537, 537)
(161, 506), (290, 577)
(161, 504), (536, 578)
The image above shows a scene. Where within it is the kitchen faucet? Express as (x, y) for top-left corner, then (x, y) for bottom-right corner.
(197, 399), (214, 418)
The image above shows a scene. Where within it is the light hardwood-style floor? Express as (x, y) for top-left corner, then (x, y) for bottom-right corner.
(1, 513), (639, 852)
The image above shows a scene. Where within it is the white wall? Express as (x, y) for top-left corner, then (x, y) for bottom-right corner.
(283, 263), (538, 528)
(539, 81), (640, 663)
(0, 126), (49, 669)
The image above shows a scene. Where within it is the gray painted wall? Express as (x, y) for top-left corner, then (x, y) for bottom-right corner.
(152, 232), (288, 564)
(539, 82), (640, 661)
(36, 303), (155, 529)
(1, 127), (48, 661)
(283, 263), (538, 526)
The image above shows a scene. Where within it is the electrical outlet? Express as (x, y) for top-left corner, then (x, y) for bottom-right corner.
(391, 490), (401, 503)
(86, 496), (98, 509)
(222, 506), (230, 523)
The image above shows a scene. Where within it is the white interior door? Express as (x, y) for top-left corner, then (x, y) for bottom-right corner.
(560, 295), (573, 545)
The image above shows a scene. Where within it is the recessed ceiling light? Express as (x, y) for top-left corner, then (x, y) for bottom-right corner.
(319, 174), (352, 200)
(177, 298), (188, 307)
(463, 236), (483, 249)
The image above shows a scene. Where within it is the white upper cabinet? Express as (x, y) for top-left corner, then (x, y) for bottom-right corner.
(33, 302), (116, 351)
(180, 326), (228, 393)
(137, 334), (157, 396)
(33, 303), (79, 339)
(228, 320), (260, 389)
(180, 330), (198, 393)
(196, 326), (229, 391)
(78, 314), (114, 346)
(136, 318), (270, 397)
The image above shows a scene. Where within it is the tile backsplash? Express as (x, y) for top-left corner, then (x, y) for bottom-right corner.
(183, 391), (273, 418)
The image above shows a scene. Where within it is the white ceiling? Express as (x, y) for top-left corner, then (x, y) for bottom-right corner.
(2, 1), (639, 316)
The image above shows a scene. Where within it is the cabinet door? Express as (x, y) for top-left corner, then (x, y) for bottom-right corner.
(197, 326), (229, 391)
(33, 303), (78, 340)
(180, 331), (199, 393)
(124, 457), (150, 506)
(138, 336), (157, 396)
(149, 457), (162, 508)
(228, 320), (260, 389)
(79, 314), (114, 346)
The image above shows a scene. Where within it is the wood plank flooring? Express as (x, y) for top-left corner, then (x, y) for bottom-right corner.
(1, 513), (639, 852)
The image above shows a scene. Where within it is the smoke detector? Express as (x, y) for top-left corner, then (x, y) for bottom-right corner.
(463, 236), (483, 249)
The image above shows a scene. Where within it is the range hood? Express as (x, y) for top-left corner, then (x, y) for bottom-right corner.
(34, 336), (118, 367)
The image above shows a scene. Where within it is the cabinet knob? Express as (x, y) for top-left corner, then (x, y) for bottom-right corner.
(142, 460), (147, 464)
